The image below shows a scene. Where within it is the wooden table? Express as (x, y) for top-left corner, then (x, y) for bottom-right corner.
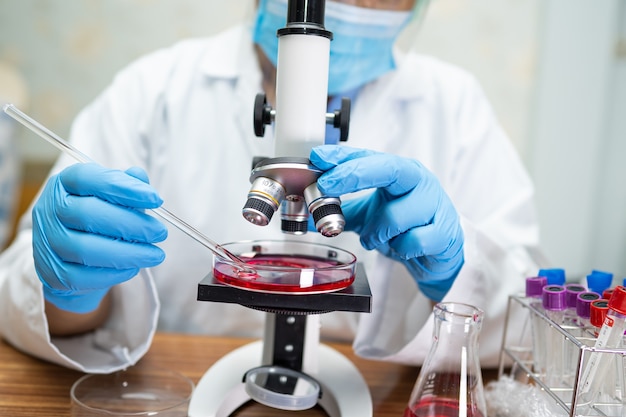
(0, 332), (499, 416)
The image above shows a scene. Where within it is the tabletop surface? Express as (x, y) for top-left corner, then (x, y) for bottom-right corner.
(0, 332), (500, 416)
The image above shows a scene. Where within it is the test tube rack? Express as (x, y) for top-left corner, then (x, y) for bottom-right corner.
(499, 294), (626, 417)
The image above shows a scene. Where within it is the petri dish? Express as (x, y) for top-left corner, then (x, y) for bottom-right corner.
(213, 240), (357, 294)
(70, 364), (194, 416)
(244, 365), (321, 411)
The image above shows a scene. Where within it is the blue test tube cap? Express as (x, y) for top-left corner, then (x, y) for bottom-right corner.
(538, 268), (566, 286)
(587, 270), (613, 294)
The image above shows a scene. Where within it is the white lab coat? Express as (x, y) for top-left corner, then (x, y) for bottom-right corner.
(0, 110), (19, 250)
(0, 25), (543, 373)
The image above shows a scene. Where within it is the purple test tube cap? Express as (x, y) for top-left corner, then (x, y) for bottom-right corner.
(576, 291), (601, 319)
(542, 285), (566, 311)
(565, 284), (587, 308)
(526, 276), (547, 298)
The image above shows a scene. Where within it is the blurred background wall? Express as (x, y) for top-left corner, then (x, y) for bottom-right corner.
(0, 0), (625, 283)
(0, 0), (252, 161)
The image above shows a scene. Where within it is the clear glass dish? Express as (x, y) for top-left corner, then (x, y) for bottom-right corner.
(70, 364), (194, 416)
(213, 240), (357, 294)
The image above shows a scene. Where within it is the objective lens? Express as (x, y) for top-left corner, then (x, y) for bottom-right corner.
(304, 183), (345, 237)
(242, 177), (286, 226)
(281, 198), (309, 235)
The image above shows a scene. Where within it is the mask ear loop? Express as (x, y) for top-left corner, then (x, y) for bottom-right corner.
(411, 0), (432, 30)
(397, 0), (432, 51)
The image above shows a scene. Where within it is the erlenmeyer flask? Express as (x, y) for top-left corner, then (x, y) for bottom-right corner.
(404, 302), (487, 417)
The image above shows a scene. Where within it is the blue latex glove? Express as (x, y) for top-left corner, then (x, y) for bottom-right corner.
(310, 145), (464, 301)
(32, 163), (168, 313)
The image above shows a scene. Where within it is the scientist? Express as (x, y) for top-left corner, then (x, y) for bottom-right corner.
(0, 0), (543, 373)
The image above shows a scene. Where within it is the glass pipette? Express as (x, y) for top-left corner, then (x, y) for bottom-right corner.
(3, 103), (251, 270)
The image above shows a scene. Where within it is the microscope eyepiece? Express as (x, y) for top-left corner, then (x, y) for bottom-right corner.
(278, 0), (332, 39)
(287, 0), (325, 26)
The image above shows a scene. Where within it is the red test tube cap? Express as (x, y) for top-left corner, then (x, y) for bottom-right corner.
(608, 286), (626, 315)
(590, 299), (609, 328)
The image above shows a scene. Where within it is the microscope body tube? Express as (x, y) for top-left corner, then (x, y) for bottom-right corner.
(243, 1), (346, 236)
(274, 10), (330, 157)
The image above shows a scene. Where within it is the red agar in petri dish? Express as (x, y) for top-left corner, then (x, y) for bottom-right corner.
(212, 241), (356, 295)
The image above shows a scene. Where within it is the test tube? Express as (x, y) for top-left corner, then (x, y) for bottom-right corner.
(589, 299), (609, 337)
(541, 285), (567, 389)
(525, 276), (548, 376)
(579, 288), (626, 408)
(574, 299), (616, 415)
(562, 284), (587, 385)
(565, 284), (587, 327)
(576, 291), (601, 335)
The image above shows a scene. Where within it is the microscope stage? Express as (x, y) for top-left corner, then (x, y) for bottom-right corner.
(197, 263), (371, 314)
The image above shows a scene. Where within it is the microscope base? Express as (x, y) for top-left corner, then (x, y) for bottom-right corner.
(188, 340), (372, 417)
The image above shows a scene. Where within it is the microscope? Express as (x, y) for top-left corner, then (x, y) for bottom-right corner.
(189, 1), (373, 416)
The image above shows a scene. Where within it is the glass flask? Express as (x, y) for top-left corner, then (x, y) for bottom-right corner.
(404, 302), (487, 417)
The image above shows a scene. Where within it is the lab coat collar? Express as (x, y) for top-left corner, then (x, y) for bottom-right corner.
(198, 25), (263, 141)
(199, 25), (258, 81)
(376, 47), (427, 101)
(345, 48), (427, 104)
(198, 25), (425, 102)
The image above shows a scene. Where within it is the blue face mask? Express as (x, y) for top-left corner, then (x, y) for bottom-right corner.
(253, 0), (412, 96)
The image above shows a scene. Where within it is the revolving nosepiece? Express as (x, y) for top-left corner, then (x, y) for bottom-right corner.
(242, 158), (345, 237)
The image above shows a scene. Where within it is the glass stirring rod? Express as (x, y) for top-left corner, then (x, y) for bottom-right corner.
(3, 103), (251, 270)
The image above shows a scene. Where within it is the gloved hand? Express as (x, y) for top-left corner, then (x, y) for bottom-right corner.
(32, 163), (168, 313)
(310, 145), (464, 301)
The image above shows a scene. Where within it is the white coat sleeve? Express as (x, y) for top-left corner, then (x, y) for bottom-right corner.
(0, 230), (159, 373)
(352, 67), (547, 367)
(0, 48), (173, 373)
